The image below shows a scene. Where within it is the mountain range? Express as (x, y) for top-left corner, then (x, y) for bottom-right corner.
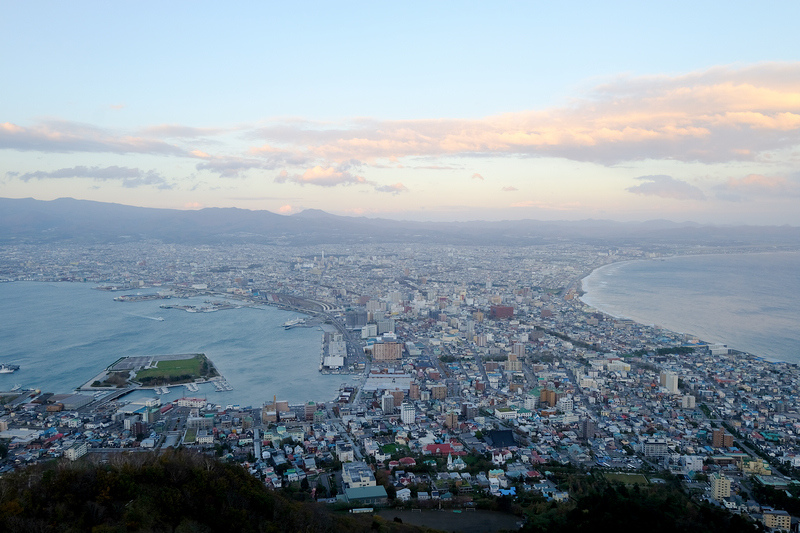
(2, 196), (799, 248)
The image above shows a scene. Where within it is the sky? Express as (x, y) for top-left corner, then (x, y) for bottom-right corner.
(2, 2), (800, 225)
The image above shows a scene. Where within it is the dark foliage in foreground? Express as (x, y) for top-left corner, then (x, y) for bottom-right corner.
(521, 476), (764, 533)
(0, 450), (427, 533)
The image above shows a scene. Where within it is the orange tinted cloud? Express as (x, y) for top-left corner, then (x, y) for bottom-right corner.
(716, 173), (800, 199)
(249, 63), (800, 165)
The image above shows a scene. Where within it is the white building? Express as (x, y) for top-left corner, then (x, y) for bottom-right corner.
(342, 461), (376, 488)
(660, 371), (679, 394)
(65, 442), (88, 461)
(401, 402), (415, 425)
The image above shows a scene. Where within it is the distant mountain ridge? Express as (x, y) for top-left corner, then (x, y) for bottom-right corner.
(1, 196), (799, 247)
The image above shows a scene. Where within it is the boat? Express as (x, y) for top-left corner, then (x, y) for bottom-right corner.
(11, 384), (21, 391)
(0, 364), (19, 374)
(283, 317), (305, 329)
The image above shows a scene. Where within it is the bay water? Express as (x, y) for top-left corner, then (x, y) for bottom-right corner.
(0, 282), (343, 406)
(581, 252), (800, 363)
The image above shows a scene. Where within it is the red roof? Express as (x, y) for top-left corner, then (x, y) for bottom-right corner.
(423, 443), (466, 456)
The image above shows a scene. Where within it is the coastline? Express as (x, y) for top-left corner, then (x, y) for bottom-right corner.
(0, 281), (341, 405)
(577, 251), (800, 364)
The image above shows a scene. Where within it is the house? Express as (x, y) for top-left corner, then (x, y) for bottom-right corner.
(399, 456), (417, 467)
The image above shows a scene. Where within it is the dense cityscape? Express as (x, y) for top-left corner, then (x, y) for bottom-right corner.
(1, 240), (799, 531)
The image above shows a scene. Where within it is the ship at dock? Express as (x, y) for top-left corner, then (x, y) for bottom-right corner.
(282, 317), (305, 329)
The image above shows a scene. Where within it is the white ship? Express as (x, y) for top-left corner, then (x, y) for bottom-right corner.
(282, 317), (305, 329)
(0, 364), (19, 374)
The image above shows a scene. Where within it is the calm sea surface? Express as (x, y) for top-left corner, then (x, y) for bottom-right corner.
(581, 252), (800, 363)
(0, 282), (344, 405)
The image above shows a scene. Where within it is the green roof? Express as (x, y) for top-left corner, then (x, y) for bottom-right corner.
(345, 485), (388, 501)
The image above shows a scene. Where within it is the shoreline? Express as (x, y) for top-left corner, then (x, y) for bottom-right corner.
(576, 251), (799, 364)
(0, 281), (340, 405)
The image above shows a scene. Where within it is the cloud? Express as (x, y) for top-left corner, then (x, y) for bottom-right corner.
(15, 165), (173, 189)
(7, 63), (800, 189)
(278, 204), (295, 214)
(275, 165), (369, 187)
(501, 186), (518, 191)
(0, 120), (186, 155)
(715, 173), (800, 200)
(194, 153), (305, 178)
(142, 124), (228, 138)
(626, 175), (706, 200)
(243, 63), (800, 166)
(374, 182), (409, 194)
(183, 202), (204, 209)
(110, 104), (125, 110)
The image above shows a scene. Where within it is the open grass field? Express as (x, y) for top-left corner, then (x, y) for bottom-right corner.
(134, 354), (212, 385)
(603, 472), (649, 485)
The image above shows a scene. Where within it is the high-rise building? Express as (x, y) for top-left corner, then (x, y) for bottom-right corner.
(430, 384), (447, 400)
(512, 343), (525, 359)
(445, 411), (459, 429)
(401, 402), (415, 424)
(345, 308), (368, 329)
(304, 401), (316, 421)
(490, 305), (514, 319)
(712, 428), (734, 448)
(381, 393), (395, 413)
(376, 318), (396, 335)
(762, 509), (791, 530)
(580, 418), (596, 440)
(390, 389), (404, 405)
(660, 371), (679, 394)
(711, 472), (731, 500)
(372, 341), (402, 361)
(642, 438), (669, 458)
(556, 396), (573, 413)
(461, 402), (478, 420)
(524, 394), (538, 410)
(361, 324), (378, 338)
(409, 381), (420, 400)
(540, 388), (563, 408)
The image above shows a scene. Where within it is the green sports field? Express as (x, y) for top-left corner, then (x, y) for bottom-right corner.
(602, 472), (649, 485)
(134, 354), (214, 385)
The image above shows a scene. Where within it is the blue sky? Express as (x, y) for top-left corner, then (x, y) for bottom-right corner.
(3, 2), (800, 224)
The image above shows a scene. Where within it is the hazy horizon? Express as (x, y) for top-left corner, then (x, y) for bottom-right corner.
(7, 194), (800, 228)
(2, 3), (800, 225)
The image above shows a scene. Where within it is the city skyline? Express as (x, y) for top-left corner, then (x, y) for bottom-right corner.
(3, 2), (800, 225)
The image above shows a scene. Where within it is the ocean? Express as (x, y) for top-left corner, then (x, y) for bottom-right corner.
(580, 251), (800, 363)
(0, 282), (344, 406)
